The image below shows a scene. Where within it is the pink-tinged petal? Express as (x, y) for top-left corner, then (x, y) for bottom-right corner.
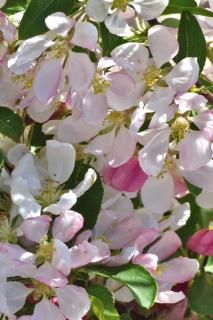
(179, 132), (212, 171)
(106, 215), (143, 250)
(196, 190), (213, 209)
(32, 299), (65, 320)
(192, 110), (213, 140)
(105, 10), (133, 37)
(109, 125), (136, 168)
(73, 169), (97, 198)
(131, 228), (159, 252)
(57, 116), (101, 144)
(53, 210), (83, 242)
(165, 57), (199, 93)
(104, 156), (148, 192)
(45, 12), (75, 37)
(52, 240), (71, 275)
(8, 35), (54, 74)
(7, 144), (29, 167)
(157, 257), (199, 284)
(56, 285), (90, 320)
(157, 297), (188, 319)
(82, 90), (108, 125)
(75, 230), (92, 245)
(72, 21), (98, 51)
(85, 0), (109, 21)
(85, 129), (115, 156)
(175, 92), (208, 113)
(148, 231), (181, 261)
(187, 229), (213, 256)
(133, 253), (158, 273)
(34, 58), (62, 103)
(69, 240), (109, 268)
(138, 128), (170, 176)
(46, 140), (76, 184)
(0, 282), (32, 316)
(35, 263), (68, 288)
(21, 215), (50, 243)
(44, 190), (77, 215)
(111, 42), (149, 71)
(68, 52), (95, 92)
(105, 78), (144, 111)
(141, 174), (174, 214)
(156, 291), (185, 304)
(160, 203), (190, 231)
(148, 25), (179, 67)
(104, 247), (136, 266)
(107, 71), (136, 97)
(144, 87), (175, 113)
(132, 0), (169, 20)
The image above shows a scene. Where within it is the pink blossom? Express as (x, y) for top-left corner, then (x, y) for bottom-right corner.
(187, 229), (213, 256)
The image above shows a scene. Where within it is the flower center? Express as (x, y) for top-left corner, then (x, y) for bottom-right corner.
(36, 180), (63, 208)
(32, 280), (55, 301)
(143, 65), (161, 87)
(170, 116), (189, 142)
(112, 0), (129, 11)
(92, 72), (111, 94)
(36, 236), (55, 265)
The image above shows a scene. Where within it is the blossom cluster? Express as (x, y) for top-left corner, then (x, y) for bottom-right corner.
(0, 0), (212, 319)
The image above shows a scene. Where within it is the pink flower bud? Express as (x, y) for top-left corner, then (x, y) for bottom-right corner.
(103, 156), (148, 192)
(187, 229), (213, 256)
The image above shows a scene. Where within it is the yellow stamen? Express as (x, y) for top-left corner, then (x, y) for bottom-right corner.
(112, 0), (129, 11)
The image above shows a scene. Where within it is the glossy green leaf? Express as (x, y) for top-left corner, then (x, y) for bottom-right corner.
(87, 265), (158, 309)
(100, 22), (126, 56)
(90, 295), (105, 320)
(2, 0), (29, 14)
(176, 11), (206, 71)
(189, 274), (213, 315)
(19, 0), (80, 39)
(163, 5), (213, 18)
(0, 107), (24, 142)
(87, 285), (120, 320)
(65, 161), (104, 230)
(169, 0), (197, 7)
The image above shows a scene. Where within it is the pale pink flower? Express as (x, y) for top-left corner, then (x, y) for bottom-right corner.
(187, 229), (213, 256)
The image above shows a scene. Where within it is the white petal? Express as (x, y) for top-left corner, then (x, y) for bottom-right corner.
(34, 58), (62, 103)
(196, 190), (213, 209)
(138, 128), (170, 176)
(105, 10), (133, 37)
(82, 90), (108, 125)
(52, 239), (71, 275)
(44, 190), (77, 215)
(72, 21), (98, 51)
(32, 299), (65, 320)
(85, 0), (109, 21)
(165, 57), (199, 93)
(141, 173), (174, 213)
(46, 140), (76, 184)
(56, 285), (90, 320)
(132, 0), (169, 20)
(68, 52), (95, 92)
(73, 168), (97, 197)
(179, 132), (212, 171)
(45, 12), (75, 37)
(148, 25), (179, 67)
(109, 125), (136, 167)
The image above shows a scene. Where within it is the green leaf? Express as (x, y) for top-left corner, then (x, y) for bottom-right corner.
(188, 274), (213, 315)
(176, 11), (206, 71)
(87, 285), (120, 320)
(0, 107), (24, 142)
(100, 22), (126, 56)
(161, 18), (180, 28)
(87, 265), (158, 309)
(19, 0), (80, 39)
(2, 0), (29, 14)
(90, 295), (105, 320)
(0, 149), (4, 174)
(65, 161), (104, 230)
(169, 0), (197, 7)
(205, 257), (213, 274)
(184, 180), (202, 197)
(28, 123), (53, 150)
(163, 5), (213, 18)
